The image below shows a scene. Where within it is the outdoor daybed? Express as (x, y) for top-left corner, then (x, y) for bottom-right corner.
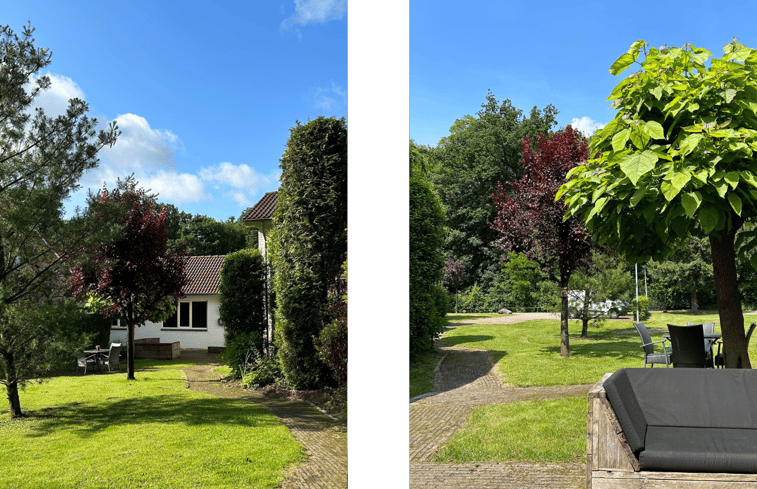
(588, 367), (757, 488)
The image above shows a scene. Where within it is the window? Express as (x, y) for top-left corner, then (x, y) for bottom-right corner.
(163, 301), (208, 329)
(111, 318), (123, 328)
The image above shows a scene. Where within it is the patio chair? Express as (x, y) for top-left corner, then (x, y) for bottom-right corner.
(76, 353), (97, 375)
(101, 343), (122, 372)
(714, 322), (756, 368)
(687, 321), (716, 364)
(633, 322), (671, 367)
(668, 324), (710, 368)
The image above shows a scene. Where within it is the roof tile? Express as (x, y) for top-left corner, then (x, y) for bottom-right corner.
(243, 191), (278, 222)
(184, 255), (225, 295)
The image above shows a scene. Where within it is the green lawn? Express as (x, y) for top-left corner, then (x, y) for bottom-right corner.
(439, 311), (746, 387)
(429, 311), (757, 463)
(0, 360), (303, 489)
(436, 397), (587, 463)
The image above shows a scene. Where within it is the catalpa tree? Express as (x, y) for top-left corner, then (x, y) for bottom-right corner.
(70, 178), (189, 380)
(492, 126), (592, 357)
(559, 40), (757, 368)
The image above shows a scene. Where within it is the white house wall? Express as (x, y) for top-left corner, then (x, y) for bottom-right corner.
(109, 294), (224, 350)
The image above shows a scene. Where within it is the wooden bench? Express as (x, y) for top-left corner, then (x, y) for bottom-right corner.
(588, 368), (757, 488)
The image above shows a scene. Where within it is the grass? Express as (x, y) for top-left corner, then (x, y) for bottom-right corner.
(429, 311), (757, 463)
(439, 311), (744, 387)
(435, 396), (587, 463)
(409, 349), (445, 398)
(0, 359), (303, 489)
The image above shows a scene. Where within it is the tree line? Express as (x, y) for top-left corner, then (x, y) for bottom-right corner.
(411, 40), (757, 368)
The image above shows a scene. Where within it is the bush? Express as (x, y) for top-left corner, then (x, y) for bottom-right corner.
(220, 331), (261, 378)
(315, 316), (347, 386)
(219, 249), (268, 354)
(410, 174), (447, 356)
(631, 295), (651, 321)
(240, 347), (283, 389)
(272, 116), (347, 389)
(457, 283), (487, 313)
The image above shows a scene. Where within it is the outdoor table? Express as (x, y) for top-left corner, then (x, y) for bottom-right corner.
(83, 349), (109, 372)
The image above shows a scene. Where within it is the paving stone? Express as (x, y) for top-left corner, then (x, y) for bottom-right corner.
(410, 314), (591, 489)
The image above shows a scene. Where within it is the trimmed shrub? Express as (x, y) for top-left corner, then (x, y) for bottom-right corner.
(631, 295), (652, 321)
(272, 116), (347, 389)
(219, 249), (268, 354)
(410, 175), (447, 355)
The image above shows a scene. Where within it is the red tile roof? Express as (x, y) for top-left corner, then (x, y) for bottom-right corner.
(243, 191), (278, 222)
(184, 255), (225, 295)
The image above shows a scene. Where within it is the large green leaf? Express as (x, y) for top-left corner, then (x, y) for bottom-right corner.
(609, 40), (645, 76)
(619, 151), (658, 185)
(661, 170), (691, 201)
(644, 120), (665, 140)
(698, 207), (720, 234)
(681, 191), (703, 217)
(728, 192), (743, 215)
(725, 171), (740, 189)
(612, 129), (630, 152)
(630, 186), (648, 206)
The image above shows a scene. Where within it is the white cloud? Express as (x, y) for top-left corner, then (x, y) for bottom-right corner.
(571, 116), (605, 137)
(103, 113), (183, 172)
(311, 81), (347, 111)
(141, 171), (210, 204)
(280, 0), (346, 38)
(200, 162), (280, 207)
(27, 73), (86, 117)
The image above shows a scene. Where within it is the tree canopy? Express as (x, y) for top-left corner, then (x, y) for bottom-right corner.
(560, 40), (757, 367)
(271, 116), (347, 389)
(70, 178), (189, 380)
(492, 126), (591, 357)
(0, 23), (119, 417)
(430, 92), (558, 288)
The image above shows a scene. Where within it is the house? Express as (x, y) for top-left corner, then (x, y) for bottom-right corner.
(243, 190), (277, 258)
(110, 255), (226, 350)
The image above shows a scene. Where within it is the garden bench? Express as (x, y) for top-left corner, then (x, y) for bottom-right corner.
(587, 367), (757, 488)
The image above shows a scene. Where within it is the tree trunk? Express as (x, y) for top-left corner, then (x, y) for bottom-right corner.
(580, 288), (590, 338)
(3, 352), (23, 418)
(127, 322), (136, 380)
(690, 278), (699, 314)
(710, 229), (751, 368)
(560, 286), (571, 357)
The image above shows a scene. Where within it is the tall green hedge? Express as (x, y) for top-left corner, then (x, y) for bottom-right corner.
(410, 175), (447, 356)
(219, 250), (268, 366)
(271, 116), (347, 389)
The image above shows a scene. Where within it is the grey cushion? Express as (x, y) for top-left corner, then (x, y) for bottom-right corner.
(603, 369), (648, 455)
(640, 426), (757, 473)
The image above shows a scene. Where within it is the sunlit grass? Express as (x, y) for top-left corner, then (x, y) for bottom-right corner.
(0, 360), (303, 489)
(436, 397), (587, 463)
(438, 312), (755, 386)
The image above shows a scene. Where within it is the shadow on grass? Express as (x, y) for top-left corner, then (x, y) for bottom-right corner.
(439, 335), (496, 347)
(539, 336), (641, 360)
(23, 392), (279, 439)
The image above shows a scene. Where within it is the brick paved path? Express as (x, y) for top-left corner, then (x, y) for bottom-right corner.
(410, 314), (591, 489)
(181, 351), (347, 489)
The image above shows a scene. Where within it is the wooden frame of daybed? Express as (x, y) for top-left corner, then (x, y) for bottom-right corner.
(587, 372), (757, 488)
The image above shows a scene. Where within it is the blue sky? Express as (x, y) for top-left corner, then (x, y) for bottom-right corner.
(411, 0), (757, 147)
(4, 0), (346, 221)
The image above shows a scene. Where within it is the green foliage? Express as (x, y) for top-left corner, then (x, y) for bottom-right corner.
(631, 295), (652, 321)
(561, 40), (757, 264)
(240, 346), (284, 389)
(220, 331), (262, 378)
(314, 259), (347, 386)
(410, 175), (448, 355)
(158, 203), (251, 255)
(0, 23), (119, 416)
(430, 91), (558, 289)
(219, 249), (268, 353)
(272, 116), (347, 389)
(568, 251), (634, 326)
(646, 236), (715, 311)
